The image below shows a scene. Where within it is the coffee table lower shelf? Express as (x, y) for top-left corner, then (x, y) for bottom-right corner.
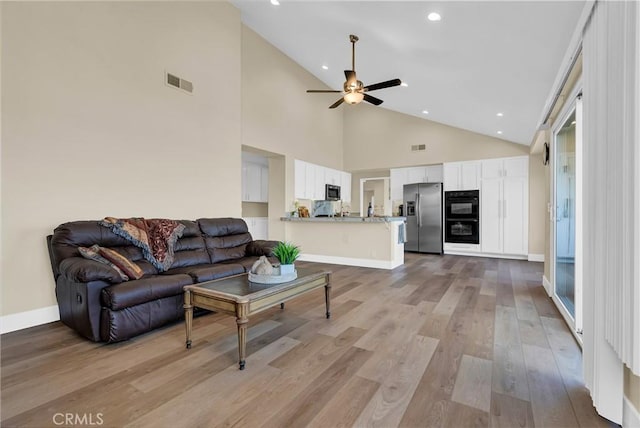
(183, 269), (331, 370)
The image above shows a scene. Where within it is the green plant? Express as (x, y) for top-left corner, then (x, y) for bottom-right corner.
(272, 241), (300, 265)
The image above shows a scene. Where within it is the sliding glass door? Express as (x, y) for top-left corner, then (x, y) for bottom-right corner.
(552, 96), (582, 336)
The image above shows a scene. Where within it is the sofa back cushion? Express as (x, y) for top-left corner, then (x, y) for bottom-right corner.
(50, 221), (158, 276)
(198, 218), (253, 263)
(170, 220), (210, 268)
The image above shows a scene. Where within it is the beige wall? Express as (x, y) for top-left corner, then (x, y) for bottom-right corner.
(344, 104), (528, 171)
(241, 26), (344, 220)
(242, 202), (268, 218)
(1, 2), (242, 316)
(528, 154), (546, 256)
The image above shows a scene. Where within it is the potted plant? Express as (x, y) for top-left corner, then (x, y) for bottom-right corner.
(272, 241), (300, 275)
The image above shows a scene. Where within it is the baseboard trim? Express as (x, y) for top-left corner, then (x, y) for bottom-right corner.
(528, 253), (545, 262)
(542, 275), (552, 296)
(624, 396), (640, 428)
(298, 254), (402, 270)
(1, 305), (60, 334)
(443, 251), (528, 260)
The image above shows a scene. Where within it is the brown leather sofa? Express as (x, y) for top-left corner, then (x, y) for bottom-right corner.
(47, 218), (278, 342)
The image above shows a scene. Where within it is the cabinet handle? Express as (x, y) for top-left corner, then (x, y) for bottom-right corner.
(498, 200), (501, 218)
(503, 200), (507, 218)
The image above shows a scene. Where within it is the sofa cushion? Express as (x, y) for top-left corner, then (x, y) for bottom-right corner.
(97, 247), (144, 280)
(198, 218), (248, 237)
(170, 221), (210, 268)
(101, 274), (193, 310)
(164, 263), (245, 283)
(59, 257), (125, 284)
(78, 245), (129, 281)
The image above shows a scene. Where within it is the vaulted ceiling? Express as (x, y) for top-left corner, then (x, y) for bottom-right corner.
(232, 1), (586, 145)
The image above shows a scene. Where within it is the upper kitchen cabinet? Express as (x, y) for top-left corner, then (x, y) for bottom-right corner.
(295, 159), (350, 201)
(341, 171), (352, 203)
(390, 164), (443, 201)
(242, 159), (268, 203)
(481, 156), (527, 179)
(443, 161), (480, 191)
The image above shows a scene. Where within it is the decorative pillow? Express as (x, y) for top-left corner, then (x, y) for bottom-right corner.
(96, 247), (144, 280)
(78, 245), (129, 281)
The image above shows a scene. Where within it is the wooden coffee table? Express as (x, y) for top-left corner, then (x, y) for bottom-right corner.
(183, 267), (331, 370)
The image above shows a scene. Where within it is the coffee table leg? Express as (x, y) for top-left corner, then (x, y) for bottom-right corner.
(325, 281), (332, 319)
(184, 289), (193, 349)
(236, 303), (249, 370)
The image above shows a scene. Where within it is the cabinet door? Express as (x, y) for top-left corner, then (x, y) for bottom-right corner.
(460, 161), (480, 190)
(304, 163), (316, 200)
(502, 176), (528, 255)
(443, 163), (461, 191)
(406, 166), (427, 184)
(503, 156), (528, 177)
(242, 161), (262, 202)
(313, 165), (326, 200)
(260, 165), (269, 202)
(341, 171), (352, 202)
(480, 178), (502, 253)
(425, 164), (443, 183)
(390, 168), (407, 202)
(294, 160), (306, 200)
(481, 158), (504, 179)
(325, 168), (341, 186)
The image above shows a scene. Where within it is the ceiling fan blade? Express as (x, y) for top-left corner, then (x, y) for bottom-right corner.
(363, 93), (384, 106)
(307, 89), (341, 93)
(329, 97), (345, 109)
(363, 78), (402, 92)
(344, 70), (356, 85)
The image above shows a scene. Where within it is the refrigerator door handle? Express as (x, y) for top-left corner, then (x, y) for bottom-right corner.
(416, 193), (421, 227)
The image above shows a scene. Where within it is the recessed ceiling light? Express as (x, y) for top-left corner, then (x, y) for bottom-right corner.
(497, 131), (503, 135)
(270, 0), (280, 5)
(322, 65), (328, 70)
(401, 82), (408, 87)
(427, 12), (441, 22)
(497, 112), (504, 117)
(422, 110), (429, 115)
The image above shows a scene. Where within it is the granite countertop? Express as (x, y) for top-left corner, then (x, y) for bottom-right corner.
(281, 216), (406, 223)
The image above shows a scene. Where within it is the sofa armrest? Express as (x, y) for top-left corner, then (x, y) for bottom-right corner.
(59, 257), (124, 284)
(246, 240), (280, 257)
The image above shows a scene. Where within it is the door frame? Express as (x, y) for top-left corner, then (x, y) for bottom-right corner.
(550, 81), (583, 344)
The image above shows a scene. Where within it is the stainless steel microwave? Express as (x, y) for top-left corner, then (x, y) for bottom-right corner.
(325, 184), (341, 201)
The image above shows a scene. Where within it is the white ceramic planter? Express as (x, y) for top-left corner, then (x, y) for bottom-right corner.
(279, 264), (295, 275)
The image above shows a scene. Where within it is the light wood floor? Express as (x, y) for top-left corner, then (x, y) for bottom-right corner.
(1, 254), (616, 427)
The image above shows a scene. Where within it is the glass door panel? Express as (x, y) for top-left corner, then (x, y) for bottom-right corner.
(554, 110), (576, 318)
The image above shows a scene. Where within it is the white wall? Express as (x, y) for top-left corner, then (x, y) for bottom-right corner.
(1, 2), (242, 316)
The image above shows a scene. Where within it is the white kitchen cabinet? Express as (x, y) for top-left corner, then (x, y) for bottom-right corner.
(390, 164), (443, 202)
(294, 159), (306, 200)
(341, 171), (352, 202)
(243, 217), (268, 240)
(242, 161), (268, 202)
(443, 161), (480, 191)
(390, 168), (408, 202)
(480, 156), (528, 256)
(295, 160), (350, 201)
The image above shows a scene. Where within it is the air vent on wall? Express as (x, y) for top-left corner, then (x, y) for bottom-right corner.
(411, 144), (426, 151)
(166, 72), (193, 94)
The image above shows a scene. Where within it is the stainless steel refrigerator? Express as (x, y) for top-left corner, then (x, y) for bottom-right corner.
(403, 182), (443, 254)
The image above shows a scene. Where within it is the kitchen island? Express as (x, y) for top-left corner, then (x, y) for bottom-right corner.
(281, 216), (405, 269)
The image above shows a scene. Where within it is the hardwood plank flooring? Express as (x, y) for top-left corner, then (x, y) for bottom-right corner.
(1, 254), (615, 427)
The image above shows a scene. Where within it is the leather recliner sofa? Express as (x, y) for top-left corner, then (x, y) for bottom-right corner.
(47, 218), (278, 342)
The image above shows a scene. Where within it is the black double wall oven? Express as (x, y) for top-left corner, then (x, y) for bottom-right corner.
(444, 190), (480, 244)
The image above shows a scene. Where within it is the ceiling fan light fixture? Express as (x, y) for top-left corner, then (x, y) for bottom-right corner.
(344, 91), (364, 105)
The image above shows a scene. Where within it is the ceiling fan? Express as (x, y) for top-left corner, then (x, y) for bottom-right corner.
(307, 34), (402, 109)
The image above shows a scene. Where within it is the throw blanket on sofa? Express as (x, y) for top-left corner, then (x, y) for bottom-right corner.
(99, 217), (185, 272)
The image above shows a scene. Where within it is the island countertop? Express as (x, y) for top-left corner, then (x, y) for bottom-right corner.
(280, 216), (405, 223)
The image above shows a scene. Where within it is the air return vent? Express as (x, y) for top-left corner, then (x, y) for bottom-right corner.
(166, 72), (193, 94)
(411, 144), (426, 151)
